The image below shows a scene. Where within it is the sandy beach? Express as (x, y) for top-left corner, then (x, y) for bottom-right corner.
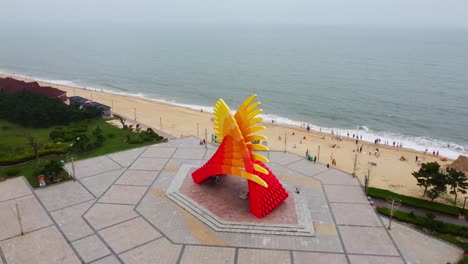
(1, 73), (464, 204)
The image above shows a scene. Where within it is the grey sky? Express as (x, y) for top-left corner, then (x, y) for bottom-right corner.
(3, 0), (468, 26)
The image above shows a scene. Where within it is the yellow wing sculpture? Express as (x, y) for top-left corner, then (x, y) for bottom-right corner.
(210, 95), (269, 187)
(192, 94), (289, 219)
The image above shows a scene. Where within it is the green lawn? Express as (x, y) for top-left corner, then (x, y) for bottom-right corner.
(0, 118), (162, 187)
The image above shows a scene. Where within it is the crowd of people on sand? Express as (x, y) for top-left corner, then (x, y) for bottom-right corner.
(277, 121), (449, 171)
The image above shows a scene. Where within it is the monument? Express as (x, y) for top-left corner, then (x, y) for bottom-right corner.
(192, 94), (288, 218)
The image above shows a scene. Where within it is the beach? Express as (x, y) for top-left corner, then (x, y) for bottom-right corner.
(1, 73), (463, 204)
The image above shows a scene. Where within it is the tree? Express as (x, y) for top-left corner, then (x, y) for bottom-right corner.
(446, 167), (468, 205)
(23, 134), (41, 162)
(117, 116), (127, 129)
(426, 172), (447, 201)
(412, 162), (441, 197)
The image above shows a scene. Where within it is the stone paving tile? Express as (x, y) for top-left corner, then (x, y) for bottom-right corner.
(129, 157), (168, 171)
(293, 252), (347, 264)
(237, 249), (291, 264)
(80, 168), (126, 197)
(65, 156), (121, 179)
(330, 203), (382, 227)
(85, 203), (138, 230)
(0, 226), (80, 264)
(141, 147), (176, 158)
(323, 185), (369, 204)
(203, 148), (217, 159)
(381, 217), (463, 264)
(72, 234), (111, 263)
(115, 170), (159, 186)
(287, 159), (329, 177)
(98, 217), (161, 253)
(35, 181), (94, 211)
(137, 191), (199, 244)
(107, 147), (146, 167)
(339, 226), (399, 256)
(313, 169), (360, 185)
(269, 151), (303, 166)
(98, 185), (147, 205)
(0, 195), (53, 240)
(180, 246), (235, 264)
(91, 255), (120, 264)
(348, 255), (404, 264)
(0, 177), (31, 202)
(50, 200), (95, 241)
(119, 238), (182, 264)
(172, 148), (207, 159)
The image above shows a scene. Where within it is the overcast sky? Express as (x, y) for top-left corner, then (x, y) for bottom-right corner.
(3, 0), (468, 27)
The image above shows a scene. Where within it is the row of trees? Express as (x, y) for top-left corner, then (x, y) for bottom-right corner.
(413, 162), (467, 203)
(0, 90), (101, 128)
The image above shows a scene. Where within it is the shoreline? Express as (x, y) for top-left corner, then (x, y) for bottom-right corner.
(1, 72), (466, 203)
(0, 71), (464, 160)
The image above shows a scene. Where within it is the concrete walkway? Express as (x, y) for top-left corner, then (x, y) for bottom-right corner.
(0, 137), (463, 264)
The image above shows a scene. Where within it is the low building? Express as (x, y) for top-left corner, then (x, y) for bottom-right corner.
(0, 77), (67, 102)
(69, 96), (112, 118)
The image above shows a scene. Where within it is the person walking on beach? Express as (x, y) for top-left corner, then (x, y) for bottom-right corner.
(332, 159), (336, 166)
(306, 149), (309, 157)
(359, 146), (363, 153)
(313, 156), (317, 163)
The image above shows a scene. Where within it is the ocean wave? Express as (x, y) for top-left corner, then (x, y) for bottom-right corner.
(1, 70), (465, 159)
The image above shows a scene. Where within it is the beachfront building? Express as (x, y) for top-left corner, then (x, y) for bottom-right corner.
(69, 96), (112, 118)
(0, 77), (68, 102)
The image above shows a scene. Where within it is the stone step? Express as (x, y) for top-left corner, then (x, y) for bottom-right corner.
(172, 192), (308, 232)
(172, 192), (307, 230)
(167, 192), (314, 237)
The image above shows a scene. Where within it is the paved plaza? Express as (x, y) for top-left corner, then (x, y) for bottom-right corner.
(0, 137), (463, 263)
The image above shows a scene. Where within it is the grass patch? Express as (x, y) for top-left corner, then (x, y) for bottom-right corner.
(0, 118), (162, 187)
(368, 187), (466, 218)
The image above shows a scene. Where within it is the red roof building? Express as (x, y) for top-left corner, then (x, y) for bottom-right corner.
(0, 77), (67, 101)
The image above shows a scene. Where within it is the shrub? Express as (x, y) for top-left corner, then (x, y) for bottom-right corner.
(39, 160), (66, 183)
(367, 187), (463, 217)
(63, 133), (76, 141)
(107, 132), (116, 138)
(377, 207), (468, 238)
(0, 143), (70, 166)
(69, 125), (88, 133)
(49, 130), (64, 140)
(5, 168), (21, 176)
(53, 137), (65, 143)
(129, 136), (144, 144)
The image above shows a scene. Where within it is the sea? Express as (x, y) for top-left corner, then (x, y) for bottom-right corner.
(0, 23), (467, 159)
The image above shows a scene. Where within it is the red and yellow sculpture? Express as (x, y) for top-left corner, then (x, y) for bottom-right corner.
(192, 94), (288, 218)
